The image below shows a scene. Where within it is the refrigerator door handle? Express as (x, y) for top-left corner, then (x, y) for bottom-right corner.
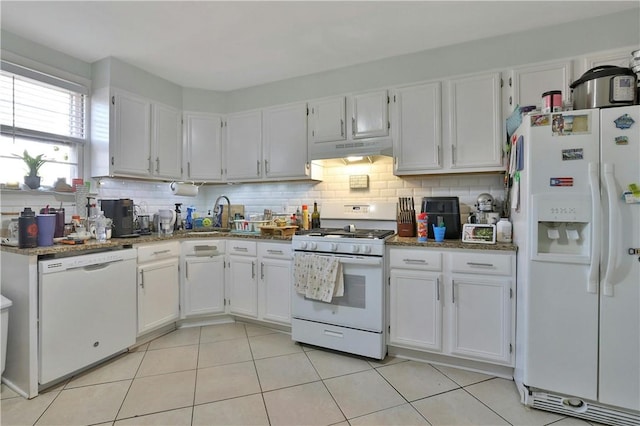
(602, 163), (618, 297)
(587, 162), (600, 294)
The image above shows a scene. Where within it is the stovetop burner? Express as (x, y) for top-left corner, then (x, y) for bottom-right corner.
(295, 228), (395, 239)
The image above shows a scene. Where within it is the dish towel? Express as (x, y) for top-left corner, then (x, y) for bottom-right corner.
(293, 253), (344, 302)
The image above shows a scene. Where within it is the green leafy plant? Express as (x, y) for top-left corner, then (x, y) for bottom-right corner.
(14, 150), (47, 177)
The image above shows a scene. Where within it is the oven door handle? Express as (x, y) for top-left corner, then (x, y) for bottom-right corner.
(336, 256), (383, 266)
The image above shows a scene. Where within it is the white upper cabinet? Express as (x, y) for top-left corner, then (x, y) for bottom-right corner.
(262, 102), (310, 180)
(184, 112), (224, 182)
(308, 96), (346, 144)
(91, 88), (182, 180)
(447, 72), (503, 171)
(508, 60), (573, 111)
(352, 90), (389, 139)
(224, 110), (263, 181)
(392, 82), (442, 174)
(111, 90), (152, 177)
(152, 103), (182, 179)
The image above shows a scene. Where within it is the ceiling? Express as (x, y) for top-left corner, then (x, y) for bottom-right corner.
(1, 1), (638, 91)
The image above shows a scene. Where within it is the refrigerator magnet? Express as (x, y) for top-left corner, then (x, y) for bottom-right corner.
(615, 136), (629, 145)
(550, 177), (574, 187)
(614, 114), (635, 129)
(562, 148), (584, 160)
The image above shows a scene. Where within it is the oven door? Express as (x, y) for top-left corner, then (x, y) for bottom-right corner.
(292, 254), (384, 332)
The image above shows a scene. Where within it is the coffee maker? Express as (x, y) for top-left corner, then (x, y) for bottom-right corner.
(100, 199), (134, 237)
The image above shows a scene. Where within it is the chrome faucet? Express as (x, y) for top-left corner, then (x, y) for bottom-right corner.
(212, 195), (232, 228)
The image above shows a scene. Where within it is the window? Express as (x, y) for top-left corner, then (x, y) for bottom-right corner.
(0, 61), (87, 188)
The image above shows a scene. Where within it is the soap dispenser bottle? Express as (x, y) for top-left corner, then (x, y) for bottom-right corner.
(185, 207), (194, 230)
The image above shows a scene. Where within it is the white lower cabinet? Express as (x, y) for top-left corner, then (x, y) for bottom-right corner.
(181, 240), (226, 318)
(389, 247), (515, 366)
(226, 240), (258, 318)
(258, 242), (292, 325)
(136, 241), (181, 336)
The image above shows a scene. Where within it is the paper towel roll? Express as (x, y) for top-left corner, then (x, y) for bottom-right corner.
(170, 182), (198, 197)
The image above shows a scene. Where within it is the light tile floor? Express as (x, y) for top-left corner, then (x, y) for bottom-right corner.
(1, 322), (602, 426)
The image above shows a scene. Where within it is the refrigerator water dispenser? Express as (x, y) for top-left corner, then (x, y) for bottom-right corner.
(531, 194), (592, 263)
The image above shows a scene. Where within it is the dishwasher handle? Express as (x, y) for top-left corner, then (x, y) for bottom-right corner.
(66, 258), (124, 272)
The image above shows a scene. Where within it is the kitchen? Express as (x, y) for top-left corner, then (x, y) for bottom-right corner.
(1, 2), (639, 425)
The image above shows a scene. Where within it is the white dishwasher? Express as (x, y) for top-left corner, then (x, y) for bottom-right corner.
(38, 249), (137, 385)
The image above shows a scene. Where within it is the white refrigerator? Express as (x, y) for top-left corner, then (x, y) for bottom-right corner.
(511, 106), (639, 425)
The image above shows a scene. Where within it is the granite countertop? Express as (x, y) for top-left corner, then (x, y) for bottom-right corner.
(387, 236), (517, 252)
(2, 230), (517, 256)
(0, 228), (291, 256)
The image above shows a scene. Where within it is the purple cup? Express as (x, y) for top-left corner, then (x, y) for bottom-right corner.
(37, 214), (56, 246)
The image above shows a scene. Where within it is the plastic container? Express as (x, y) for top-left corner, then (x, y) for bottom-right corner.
(497, 218), (512, 243)
(36, 214), (56, 247)
(94, 211), (108, 243)
(542, 90), (562, 113)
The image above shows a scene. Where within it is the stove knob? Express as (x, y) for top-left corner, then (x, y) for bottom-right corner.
(362, 245), (372, 254)
(299, 242), (307, 250)
(309, 242), (317, 250)
(351, 244), (360, 253)
(330, 243), (338, 252)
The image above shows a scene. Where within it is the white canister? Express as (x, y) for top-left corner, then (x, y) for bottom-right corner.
(496, 218), (512, 243)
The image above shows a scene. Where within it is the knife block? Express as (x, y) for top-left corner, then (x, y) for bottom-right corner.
(397, 222), (416, 237)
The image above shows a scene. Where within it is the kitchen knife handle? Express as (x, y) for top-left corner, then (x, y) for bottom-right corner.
(587, 162), (600, 294)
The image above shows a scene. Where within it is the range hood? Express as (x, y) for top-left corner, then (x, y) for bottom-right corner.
(308, 136), (393, 161)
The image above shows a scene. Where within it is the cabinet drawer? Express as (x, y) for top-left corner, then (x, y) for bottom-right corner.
(228, 240), (257, 256)
(258, 242), (291, 259)
(450, 252), (512, 276)
(389, 249), (442, 271)
(182, 239), (226, 255)
(137, 241), (180, 263)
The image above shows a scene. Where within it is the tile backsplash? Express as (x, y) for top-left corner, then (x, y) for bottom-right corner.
(1, 157), (506, 232)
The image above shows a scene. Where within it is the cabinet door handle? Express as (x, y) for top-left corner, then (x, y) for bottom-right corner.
(252, 261), (255, 279)
(148, 157), (152, 174)
(187, 162), (191, 178)
(264, 159), (269, 174)
(257, 160), (260, 176)
(451, 145), (456, 164)
(437, 145), (441, 166)
(452, 279), (455, 304)
(436, 277), (440, 301)
(352, 117), (356, 136)
(185, 262), (189, 280)
(261, 262), (264, 280)
(267, 249), (283, 255)
(403, 258), (426, 264)
(466, 262), (494, 268)
(139, 270), (144, 288)
(153, 249), (171, 255)
(233, 247), (248, 252)
(340, 119), (344, 137)
(156, 157), (160, 174)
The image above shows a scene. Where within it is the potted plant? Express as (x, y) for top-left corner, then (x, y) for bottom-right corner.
(15, 150), (47, 189)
